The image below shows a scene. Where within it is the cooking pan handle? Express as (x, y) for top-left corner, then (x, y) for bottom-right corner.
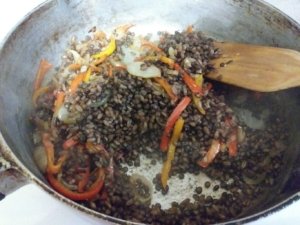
(0, 142), (29, 201)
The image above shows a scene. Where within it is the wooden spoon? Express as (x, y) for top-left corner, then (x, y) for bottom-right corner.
(206, 42), (300, 92)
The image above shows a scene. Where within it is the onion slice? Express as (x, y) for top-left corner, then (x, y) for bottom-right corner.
(126, 62), (161, 78)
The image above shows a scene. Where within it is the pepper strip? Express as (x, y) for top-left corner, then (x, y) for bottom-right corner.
(92, 38), (116, 59)
(141, 40), (164, 53)
(159, 56), (203, 95)
(68, 63), (81, 71)
(83, 67), (92, 83)
(161, 117), (184, 189)
(160, 96), (191, 151)
(197, 139), (221, 168)
(192, 74), (206, 115)
(47, 167), (105, 201)
(33, 59), (52, 91)
(53, 91), (65, 115)
(63, 137), (78, 150)
(69, 72), (85, 94)
(227, 129), (238, 157)
(42, 133), (67, 174)
(153, 77), (178, 102)
(77, 159), (91, 193)
(32, 86), (51, 107)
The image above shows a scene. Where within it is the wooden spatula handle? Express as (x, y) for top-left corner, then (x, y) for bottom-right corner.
(206, 42), (300, 92)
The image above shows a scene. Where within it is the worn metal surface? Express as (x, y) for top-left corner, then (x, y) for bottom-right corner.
(0, 0), (299, 224)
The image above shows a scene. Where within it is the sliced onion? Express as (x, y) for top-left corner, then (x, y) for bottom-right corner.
(68, 49), (85, 65)
(121, 46), (141, 64)
(57, 105), (69, 121)
(57, 105), (81, 124)
(109, 58), (126, 68)
(237, 126), (246, 143)
(130, 173), (153, 205)
(243, 173), (266, 185)
(127, 62), (161, 78)
(33, 146), (47, 173)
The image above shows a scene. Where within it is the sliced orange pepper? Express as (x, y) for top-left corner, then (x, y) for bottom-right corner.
(69, 72), (85, 94)
(42, 133), (68, 174)
(32, 86), (51, 107)
(68, 63), (82, 71)
(153, 77), (178, 102)
(161, 117), (184, 189)
(160, 97), (191, 151)
(227, 129), (238, 157)
(114, 23), (135, 36)
(108, 64), (113, 77)
(186, 25), (194, 33)
(141, 39), (163, 53)
(34, 59), (52, 91)
(53, 91), (65, 114)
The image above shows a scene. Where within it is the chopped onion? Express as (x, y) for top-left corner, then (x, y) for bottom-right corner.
(126, 62), (161, 78)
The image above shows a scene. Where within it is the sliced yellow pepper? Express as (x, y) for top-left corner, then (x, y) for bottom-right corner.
(92, 38), (116, 59)
(161, 117), (185, 189)
(83, 67), (92, 83)
(160, 56), (175, 67)
(193, 74), (206, 115)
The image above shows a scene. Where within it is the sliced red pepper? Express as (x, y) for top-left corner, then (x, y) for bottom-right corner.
(47, 167), (105, 201)
(197, 139), (221, 168)
(63, 137), (78, 150)
(77, 160), (91, 193)
(153, 77), (178, 102)
(160, 96), (191, 151)
(158, 57), (203, 95)
(203, 82), (213, 95)
(42, 133), (68, 174)
(227, 130), (238, 157)
(182, 70), (203, 95)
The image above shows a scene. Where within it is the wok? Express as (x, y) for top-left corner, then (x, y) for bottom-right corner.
(0, 0), (300, 224)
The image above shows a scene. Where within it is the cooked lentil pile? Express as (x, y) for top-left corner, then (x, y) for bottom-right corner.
(31, 25), (287, 225)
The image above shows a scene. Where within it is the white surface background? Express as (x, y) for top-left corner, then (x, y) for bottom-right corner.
(1, 0), (300, 224)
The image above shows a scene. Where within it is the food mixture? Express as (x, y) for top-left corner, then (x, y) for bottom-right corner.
(31, 25), (287, 224)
